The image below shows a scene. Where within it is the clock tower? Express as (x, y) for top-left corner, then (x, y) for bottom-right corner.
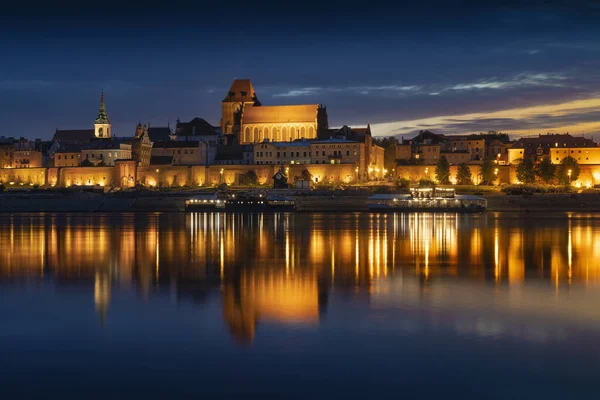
(94, 91), (111, 138)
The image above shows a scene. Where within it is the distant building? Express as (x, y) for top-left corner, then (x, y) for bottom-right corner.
(254, 140), (312, 165)
(214, 144), (254, 165)
(220, 79), (328, 144)
(508, 133), (597, 164)
(13, 139), (43, 168)
(130, 123), (152, 166)
(54, 144), (82, 167)
(0, 137), (15, 168)
(81, 139), (132, 166)
(151, 140), (210, 165)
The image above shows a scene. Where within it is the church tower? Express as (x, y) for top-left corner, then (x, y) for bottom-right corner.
(220, 79), (260, 141)
(94, 92), (111, 138)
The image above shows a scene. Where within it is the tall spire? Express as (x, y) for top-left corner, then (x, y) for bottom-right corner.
(95, 91), (110, 124)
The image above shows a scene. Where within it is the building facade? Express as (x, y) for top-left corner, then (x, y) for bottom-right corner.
(0, 138), (15, 168)
(508, 133), (597, 164)
(82, 139), (132, 166)
(254, 141), (312, 165)
(131, 123), (152, 166)
(13, 140), (43, 168)
(151, 141), (205, 165)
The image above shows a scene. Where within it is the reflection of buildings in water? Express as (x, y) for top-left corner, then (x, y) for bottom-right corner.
(221, 269), (322, 344)
(3, 212), (600, 328)
(372, 275), (600, 342)
(94, 271), (111, 327)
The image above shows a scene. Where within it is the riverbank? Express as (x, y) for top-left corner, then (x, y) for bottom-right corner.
(2, 190), (600, 212)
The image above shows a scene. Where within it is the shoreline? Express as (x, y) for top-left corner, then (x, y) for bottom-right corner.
(2, 191), (600, 212)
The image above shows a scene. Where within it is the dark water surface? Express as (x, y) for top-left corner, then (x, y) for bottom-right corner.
(1, 212), (599, 398)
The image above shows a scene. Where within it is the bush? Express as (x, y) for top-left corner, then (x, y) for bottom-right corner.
(395, 177), (411, 189)
(418, 178), (436, 187)
(501, 184), (573, 195)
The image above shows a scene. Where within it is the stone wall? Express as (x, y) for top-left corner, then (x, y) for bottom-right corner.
(0, 167), (46, 186)
(60, 166), (114, 187)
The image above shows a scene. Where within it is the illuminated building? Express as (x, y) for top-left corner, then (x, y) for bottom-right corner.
(220, 79), (328, 145)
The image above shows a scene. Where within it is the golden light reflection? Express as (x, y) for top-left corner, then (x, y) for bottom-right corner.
(2, 212), (600, 338)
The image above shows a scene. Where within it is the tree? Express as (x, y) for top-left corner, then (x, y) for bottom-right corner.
(536, 158), (556, 184)
(456, 163), (472, 185)
(80, 159), (93, 167)
(556, 156), (580, 185)
(434, 156), (450, 184)
(480, 158), (494, 185)
(516, 158), (536, 184)
(240, 170), (258, 185)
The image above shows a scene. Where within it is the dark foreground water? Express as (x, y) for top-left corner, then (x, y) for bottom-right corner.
(1, 212), (599, 398)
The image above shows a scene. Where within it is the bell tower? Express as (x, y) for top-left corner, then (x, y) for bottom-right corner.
(94, 91), (111, 138)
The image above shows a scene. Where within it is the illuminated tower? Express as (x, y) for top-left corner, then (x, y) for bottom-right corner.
(94, 91), (111, 138)
(220, 79), (260, 141)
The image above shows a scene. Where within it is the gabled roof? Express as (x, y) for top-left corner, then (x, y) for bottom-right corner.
(82, 138), (131, 150)
(242, 105), (319, 124)
(147, 127), (172, 142)
(511, 133), (597, 149)
(55, 143), (83, 154)
(53, 129), (95, 144)
(222, 79), (258, 103)
(175, 118), (219, 137)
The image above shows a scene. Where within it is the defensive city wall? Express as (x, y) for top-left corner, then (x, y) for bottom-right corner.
(1, 163), (600, 188)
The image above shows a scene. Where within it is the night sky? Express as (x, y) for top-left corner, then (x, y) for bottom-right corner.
(2, 1), (600, 140)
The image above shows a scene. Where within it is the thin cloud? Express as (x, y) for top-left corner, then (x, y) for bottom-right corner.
(371, 97), (600, 138)
(446, 73), (568, 92)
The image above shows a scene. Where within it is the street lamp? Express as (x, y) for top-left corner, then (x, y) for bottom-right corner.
(568, 169), (572, 184)
(355, 166), (359, 183)
(220, 168), (224, 184)
(494, 168), (499, 186)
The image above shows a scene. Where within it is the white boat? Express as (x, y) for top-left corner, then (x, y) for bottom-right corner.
(367, 187), (486, 212)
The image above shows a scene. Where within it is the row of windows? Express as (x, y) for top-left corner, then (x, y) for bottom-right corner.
(313, 144), (358, 149)
(86, 152), (121, 159)
(170, 149), (195, 155)
(56, 154), (80, 160)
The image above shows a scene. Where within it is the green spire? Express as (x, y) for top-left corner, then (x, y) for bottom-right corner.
(95, 91), (110, 124)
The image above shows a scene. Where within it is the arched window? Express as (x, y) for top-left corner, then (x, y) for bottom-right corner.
(264, 127), (270, 141)
(244, 127), (251, 143)
(282, 127), (288, 141)
(308, 126), (315, 138)
(290, 127), (297, 141)
(253, 127), (259, 142)
(300, 126), (306, 138)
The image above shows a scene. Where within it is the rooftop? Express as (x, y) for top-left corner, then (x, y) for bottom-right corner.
(53, 129), (95, 144)
(242, 105), (319, 124)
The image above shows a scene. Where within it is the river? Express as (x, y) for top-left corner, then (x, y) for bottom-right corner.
(0, 212), (598, 398)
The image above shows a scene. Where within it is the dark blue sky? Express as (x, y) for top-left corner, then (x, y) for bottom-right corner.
(2, 1), (600, 139)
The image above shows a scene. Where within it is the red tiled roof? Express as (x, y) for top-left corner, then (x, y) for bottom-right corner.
(222, 79), (258, 103)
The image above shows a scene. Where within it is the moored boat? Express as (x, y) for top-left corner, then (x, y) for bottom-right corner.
(367, 187), (486, 213)
(185, 193), (225, 210)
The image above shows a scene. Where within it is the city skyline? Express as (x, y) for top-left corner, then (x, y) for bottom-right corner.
(3, 1), (600, 140)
